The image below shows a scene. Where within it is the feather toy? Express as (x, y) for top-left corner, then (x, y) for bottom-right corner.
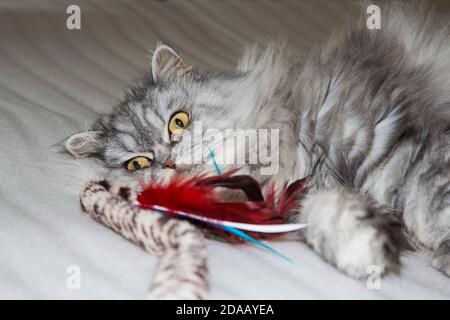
(136, 170), (307, 243)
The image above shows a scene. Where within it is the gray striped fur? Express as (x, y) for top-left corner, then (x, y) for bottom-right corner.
(67, 1), (450, 279)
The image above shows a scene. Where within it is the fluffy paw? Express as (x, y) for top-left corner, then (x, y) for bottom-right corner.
(301, 189), (405, 278)
(432, 240), (450, 277)
(333, 214), (403, 278)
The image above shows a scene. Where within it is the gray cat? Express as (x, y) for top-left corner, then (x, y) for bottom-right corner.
(65, 2), (450, 279)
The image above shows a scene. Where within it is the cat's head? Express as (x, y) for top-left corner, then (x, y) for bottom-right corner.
(65, 42), (287, 186)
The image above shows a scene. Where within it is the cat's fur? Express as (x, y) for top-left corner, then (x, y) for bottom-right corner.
(65, 2), (450, 279)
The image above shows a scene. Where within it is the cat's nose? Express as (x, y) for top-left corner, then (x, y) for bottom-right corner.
(162, 158), (176, 169)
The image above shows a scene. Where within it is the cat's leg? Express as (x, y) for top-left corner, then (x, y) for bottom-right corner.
(295, 188), (406, 278)
(432, 240), (450, 276)
(404, 179), (450, 277)
(399, 139), (450, 277)
(410, 203), (450, 277)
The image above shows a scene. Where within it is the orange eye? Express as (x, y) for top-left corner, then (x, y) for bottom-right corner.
(126, 156), (151, 171)
(168, 111), (189, 135)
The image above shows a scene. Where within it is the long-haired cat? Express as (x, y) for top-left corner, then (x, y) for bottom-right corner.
(64, 2), (450, 279)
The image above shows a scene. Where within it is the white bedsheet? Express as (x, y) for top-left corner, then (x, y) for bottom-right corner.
(0, 0), (449, 299)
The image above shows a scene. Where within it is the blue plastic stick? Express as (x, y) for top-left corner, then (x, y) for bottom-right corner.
(220, 225), (294, 263)
(208, 147), (222, 176)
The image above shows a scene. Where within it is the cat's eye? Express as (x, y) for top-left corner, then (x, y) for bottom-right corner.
(168, 111), (189, 135)
(126, 156), (151, 171)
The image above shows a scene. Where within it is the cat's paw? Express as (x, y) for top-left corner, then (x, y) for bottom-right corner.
(332, 213), (403, 278)
(432, 240), (450, 277)
(300, 189), (405, 279)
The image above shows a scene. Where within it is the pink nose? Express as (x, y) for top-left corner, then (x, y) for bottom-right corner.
(163, 158), (176, 169)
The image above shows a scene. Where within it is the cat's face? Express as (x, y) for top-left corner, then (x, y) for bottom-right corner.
(65, 44), (254, 187)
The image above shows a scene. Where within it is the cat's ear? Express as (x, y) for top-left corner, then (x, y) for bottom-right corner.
(65, 131), (103, 157)
(151, 43), (192, 82)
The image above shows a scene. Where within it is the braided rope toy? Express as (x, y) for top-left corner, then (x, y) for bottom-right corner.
(80, 180), (208, 299)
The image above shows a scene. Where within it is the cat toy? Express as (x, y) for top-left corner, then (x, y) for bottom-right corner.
(136, 169), (307, 261)
(79, 151), (307, 299)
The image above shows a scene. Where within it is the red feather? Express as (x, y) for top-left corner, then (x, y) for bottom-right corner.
(137, 171), (306, 242)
